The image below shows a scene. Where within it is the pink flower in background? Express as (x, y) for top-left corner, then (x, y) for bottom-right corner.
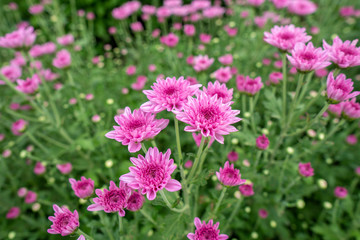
(15, 74), (40, 94)
(346, 134), (357, 145)
(131, 75), (147, 91)
(142, 5), (157, 15)
(224, 26), (238, 37)
(272, 0), (289, 9)
(254, 16), (267, 28)
(288, 0), (317, 15)
(106, 107), (169, 153)
(0, 65), (21, 84)
(187, 217), (228, 240)
(40, 69), (59, 81)
(148, 64), (156, 72)
(213, 67), (233, 83)
(311, 26), (320, 34)
(28, 4), (44, 15)
(323, 37), (360, 68)
(193, 55), (214, 72)
(34, 162), (46, 175)
(326, 72), (360, 103)
(328, 103), (343, 117)
(131, 22), (144, 32)
(126, 65), (136, 75)
(216, 161), (246, 186)
(315, 68), (328, 78)
(356, 167), (360, 176)
(203, 81), (233, 103)
(6, 207), (20, 219)
(18, 187), (27, 197)
(120, 147), (182, 200)
(258, 209), (268, 218)
(334, 186), (348, 199)
(57, 34), (74, 46)
(175, 92), (241, 144)
(11, 52), (26, 66)
(239, 183), (255, 197)
(287, 42), (331, 72)
(184, 24), (196, 36)
(53, 49), (71, 68)
(227, 151), (239, 162)
(185, 160), (193, 168)
(203, 6), (225, 19)
(268, 72), (282, 85)
(88, 181), (131, 216)
(342, 99), (360, 119)
(200, 33), (211, 44)
(160, 33), (179, 47)
(8, 2), (18, 10)
(263, 58), (271, 65)
(264, 24), (312, 51)
(69, 177), (94, 199)
(247, 0), (265, 6)
(25, 191), (37, 203)
(192, 133), (215, 147)
(236, 75), (263, 95)
(126, 191), (145, 211)
(0, 26), (36, 49)
(11, 119), (28, 135)
(86, 12), (95, 20)
(339, 6), (355, 17)
(56, 163), (72, 174)
(29, 42), (56, 57)
(108, 27), (117, 35)
(256, 134), (270, 150)
(298, 162), (314, 177)
(48, 205), (79, 236)
(218, 54), (233, 65)
(141, 76), (201, 113)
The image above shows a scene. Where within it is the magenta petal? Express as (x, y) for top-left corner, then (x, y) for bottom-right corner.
(165, 179), (182, 192)
(187, 233), (195, 240)
(146, 189), (156, 200)
(128, 141), (141, 153)
(87, 204), (104, 212)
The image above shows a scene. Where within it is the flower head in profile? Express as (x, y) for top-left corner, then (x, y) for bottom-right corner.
(287, 42), (331, 72)
(52, 49), (71, 69)
(287, 0), (317, 16)
(48, 205), (79, 236)
(216, 161), (246, 187)
(342, 98), (360, 120)
(0, 26), (36, 49)
(187, 217), (228, 240)
(141, 76), (201, 113)
(87, 181), (131, 216)
(16, 74), (40, 94)
(323, 37), (360, 68)
(203, 81), (233, 103)
(106, 107), (169, 152)
(69, 177), (94, 199)
(213, 67), (233, 83)
(126, 191), (145, 211)
(326, 72), (360, 103)
(6, 207), (20, 219)
(334, 186), (348, 199)
(239, 183), (254, 197)
(175, 92), (241, 144)
(236, 75), (263, 96)
(298, 162), (314, 177)
(11, 119), (28, 136)
(0, 65), (22, 84)
(120, 147), (181, 200)
(160, 33), (179, 48)
(193, 55), (214, 72)
(264, 24), (311, 51)
(256, 134), (270, 150)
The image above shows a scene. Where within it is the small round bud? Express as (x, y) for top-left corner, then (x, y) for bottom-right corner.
(251, 232), (258, 239)
(317, 179), (327, 189)
(106, 98), (114, 105)
(105, 160), (113, 168)
(245, 206), (251, 213)
(297, 199), (305, 209)
(286, 147), (294, 155)
(323, 201), (332, 209)
(231, 138), (239, 145)
(8, 232), (16, 239)
(32, 203), (41, 212)
(270, 220), (277, 228)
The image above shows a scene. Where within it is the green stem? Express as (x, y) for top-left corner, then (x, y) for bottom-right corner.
(77, 229), (94, 240)
(253, 151), (262, 173)
(223, 198), (243, 232)
(36, 132), (68, 149)
(332, 199), (339, 225)
(118, 214), (124, 240)
(213, 187), (227, 216)
(281, 53), (288, 125)
(139, 209), (157, 226)
(174, 116), (183, 162)
(151, 139), (157, 148)
(187, 137), (206, 181)
(249, 96), (256, 134)
(141, 143), (148, 154)
(277, 155), (290, 194)
(196, 138), (211, 176)
(159, 190), (188, 213)
(297, 72), (314, 106)
(26, 131), (50, 155)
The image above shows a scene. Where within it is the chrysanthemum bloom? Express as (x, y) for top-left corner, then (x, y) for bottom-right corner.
(218, 54), (233, 65)
(56, 163), (72, 174)
(6, 207), (20, 219)
(140, 76), (201, 113)
(192, 133), (215, 147)
(216, 161), (246, 187)
(239, 183), (254, 197)
(268, 72), (282, 85)
(193, 55), (214, 72)
(200, 33), (211, 44)
(175, 93), (241, 144)
(264, 24), (312, 51)
(346, 134), (357, 145)
(29, 42), (56, 58)
(184, 24), (196, 36)
(328, 103), (343, 118)
(258, 209), (268, 218)
(256, 134), (269, 150)
(34, 162), (46, 175)
(87, 181), (131, 216)
(160, 33), (179, 48)
(334, 186), (348, 199)
(298, 162), (314, 177)
(236, 76), (263, 96)
(288, 0), (317, 15)
(342, 99), (360, 119)
(203, 81), (233, 103)
(69, 177), (94, 199)
(213, 67), (233, 83)
(40, 69), (59, 81)
(52, 49), (71, 69)
(48, 205), (79, 236)
(187, 217), (228, 240)
(16, 74), (40, 94)
(184, 160), (193, 168)
(315, 68), (328, 78)
(287, 42), (331, 72)
(126, 191), (145, 211)
(202, 6), (225, 19)
(120, 147), (181, 200)
(29, 4), (44, 15)
(356, 167), (360, 176)
(339, 6), (355, 17)
(11, 119), (28, 136)
(326, 72), (360, 103)
(18, 187), (27, 197)
(227, 151), (238, 162)
(0, 65), (22, 84)
(57, 34), (74, 46)
(271, 0), (289, 9)
(0, 26), (36, 49)
(323, 37), (360, 68)
(247, 0), (265, 6)
(105, 107), (169, 152)
(25, 191), (37, 204)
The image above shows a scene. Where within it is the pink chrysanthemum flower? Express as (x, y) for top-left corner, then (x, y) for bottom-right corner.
(105, 107), (169, 153)
(216, 161), (246, 186)
(287, 42), (331, 72)
(0, 26), (36, 49)
(6, 207), (20, 219)
(0, 65), (22, 84)
(203, 81), (233, 103)
(11, 119), (28, 136)
(52, 49), (71, 69)
(239, 183), (255, 197)
(323, 37), (360, 68)
(126, 191), (145, 211)
(288, 0), (317, 16)
(256, 134), (270, 150)
(175, 92), (241, 144)
(298, 162), (314, 177)
(48, 205), (79, 236)
(328, 103), (343, 117)
(193, 55), (214, 72)
(334, 186), (348, 199)
(264, 24), (312, 51)
(236, 75), (263, 96)
(160, 33), (179, 48)
(326, 72), (360, 103)
(213, 67), (233, 83)
(120, 147), (181, 200)
(16, 74), (40, 94)
(87, 181), (131, 216)
(187, 217), (228, 240)
(342, 99), (360, 120)
(227, 151), (239, 162)
(69, 177), (94, 199)
(140, 76), (201, 113)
